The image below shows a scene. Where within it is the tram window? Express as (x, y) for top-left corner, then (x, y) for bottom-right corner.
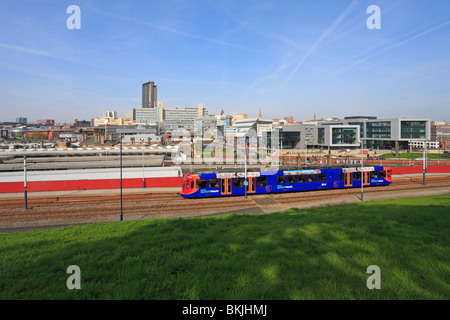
(209, 178), (219, 188)
(277, 175), (287, 184)
(379, 171), (386, 179)
(354, 172), (361, 181)
(233, 178), (244, 188)
(185, 180), (189, 189)
(299, 175), (307, 183)
(196, 179), (207, 189)
(339, 172), (344, 182)
(308, 174), (317, 183)
(257, 176), (267, 187)
(318, 173), (327, 182)
(288, 175), (298, 184)
(191, 181), (194, 189)
(371, 171), (378, 179)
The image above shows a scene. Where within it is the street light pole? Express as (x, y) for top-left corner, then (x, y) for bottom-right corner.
(24, 156), (28, 210)
(244, 147), (247, 198)
(361, 139), (364, 202)
(305, 137), (309, 167)
(141, 139), (145, 188)
(423, 139), (427, 185)
(120, 134), (123, 221)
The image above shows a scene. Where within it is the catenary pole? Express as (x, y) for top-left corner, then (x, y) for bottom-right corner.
(24, 156), (27, 210)
(120, 134), (123, 221)
(361, 140), (364, 202)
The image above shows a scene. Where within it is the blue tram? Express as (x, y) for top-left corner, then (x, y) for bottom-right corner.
(180, 166), (392, 198)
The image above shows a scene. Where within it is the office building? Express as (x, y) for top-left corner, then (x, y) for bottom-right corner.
(133, 106), (163, 124)
(36, 119), (55, 126)
(16, 117), (27, 124)
(316, 124), (360, 148)
(232, 118), (273, 137)
(431, 121), (450, 148)
(315, 117), (431, 150)
(163, 103), (208, 121)
(105, 124), (160, 142)
(266, 125), (302, 150)
(142, 81), (157, 108)
(194, 115), (218, 137)
(102, 110), (117, 118)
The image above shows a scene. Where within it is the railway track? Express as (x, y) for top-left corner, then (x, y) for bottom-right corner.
(0, 194), (255, 223)
(0, 178), (449, 229)
(266, 182), (450, 205)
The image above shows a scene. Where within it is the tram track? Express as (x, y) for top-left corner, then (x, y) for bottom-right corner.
(0, 195), (255, 223)
(267, 182), (450, 204)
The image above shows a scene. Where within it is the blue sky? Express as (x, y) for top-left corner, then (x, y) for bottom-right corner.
(0, 0), (449, 123)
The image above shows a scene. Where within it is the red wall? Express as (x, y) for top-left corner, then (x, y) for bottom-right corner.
(1, 165), (449, 194)
(391, 165), (450, 175)
(0, 177), (184, 194)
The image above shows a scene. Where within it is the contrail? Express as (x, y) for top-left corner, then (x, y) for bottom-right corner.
(283, 0), (360, 86)
(0, 42), (53, 57)
(332, 19), (450, 75)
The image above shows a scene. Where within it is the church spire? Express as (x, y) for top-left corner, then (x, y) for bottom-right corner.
(258, 107), (262, 119)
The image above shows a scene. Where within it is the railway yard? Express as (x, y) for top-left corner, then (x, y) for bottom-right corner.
(1, 147), (449, 233)
(1, 173), (449, 233)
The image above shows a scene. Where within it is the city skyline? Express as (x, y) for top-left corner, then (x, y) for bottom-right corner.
(0, 0), (449, 123)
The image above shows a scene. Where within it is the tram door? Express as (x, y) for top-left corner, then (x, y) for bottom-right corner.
(344, 172), (353, 187)
(246, 177), (256, 194)
(363, 172), (370, 186)
(221, 178), (232, 195)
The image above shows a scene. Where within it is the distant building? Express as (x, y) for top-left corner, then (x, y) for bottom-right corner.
(162, 120), (195, 134)
(267, 125), (302, 150)
(431, 121), (450, 148)
(216, 110), (233, 126)
(232, 114), (247, 124)
(36, 119), (55, 126)
(284, 116), (294, 124)
(73, 119), (91, 127)
(105, 124), (160, 143)
(233, 118), (273, 137)
(102, 110), (117, 118)
(163, 103), (208, 121)
(92, 115), (131, 127)
(195, 115), (218, 137)
(16, 117), (27, 124)
(133, 106), (163, 124)
(142, 81), (157, 108)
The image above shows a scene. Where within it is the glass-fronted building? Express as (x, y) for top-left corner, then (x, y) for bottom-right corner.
(288, 117), (431, 150)
(400, 120), (427, 139)
(319, 117), (431, 150)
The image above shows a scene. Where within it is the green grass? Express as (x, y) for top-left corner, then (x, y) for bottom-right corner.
(0, 195), (449, 300)
(381, 152), (445, 159)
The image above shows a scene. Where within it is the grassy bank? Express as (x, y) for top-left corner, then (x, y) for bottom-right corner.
(381, 152), (446, 159)
(0, 195), (449, 300)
